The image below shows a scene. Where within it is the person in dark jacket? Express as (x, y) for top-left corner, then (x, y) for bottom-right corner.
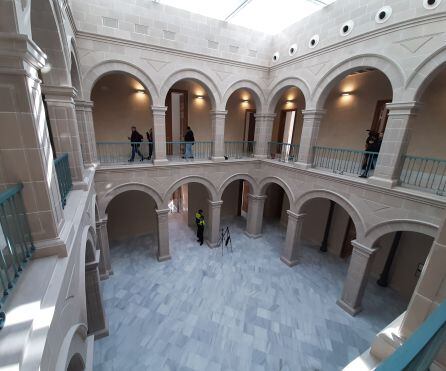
(195, 209), (205, 245)
(359, 130), (379, 178)
(146, 128), (153, 160)
(184, 126), (195, 159)
(128, 126), (144, 162)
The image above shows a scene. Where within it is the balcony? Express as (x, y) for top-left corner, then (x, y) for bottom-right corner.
(54, 153), (73, 208)
(224, 141), (255, 159)
(268, 142), (299, 163)
(0, 184), (35, 329)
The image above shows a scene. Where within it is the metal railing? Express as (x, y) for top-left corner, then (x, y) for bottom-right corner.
(97, 142), (154, 164)
(376, 299), (446, 370)
(400, 155), (446, 196)
(313, 146), (379, 177)
(224, 141), (255, 159)
(268, 142), (299, 163)
(0, 183), (35, 330)
(166, 141), (212, 161)
(54, 153), (73, 208)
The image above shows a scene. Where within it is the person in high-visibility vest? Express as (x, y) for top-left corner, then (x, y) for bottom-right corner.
(195, 209), (206, 245)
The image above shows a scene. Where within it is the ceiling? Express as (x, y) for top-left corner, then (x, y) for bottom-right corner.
(153, 0), (337, 35)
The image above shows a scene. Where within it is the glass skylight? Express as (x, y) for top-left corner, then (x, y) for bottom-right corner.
(155, 0), (336, 35)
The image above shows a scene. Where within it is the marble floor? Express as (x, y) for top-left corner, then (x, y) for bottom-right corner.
(93, 215), (406, 371)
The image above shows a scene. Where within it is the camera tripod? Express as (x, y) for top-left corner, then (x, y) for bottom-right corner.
(217, 226), (233, 255)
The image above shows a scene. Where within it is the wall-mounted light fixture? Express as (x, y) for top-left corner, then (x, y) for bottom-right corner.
(241, 99), (250, 103)
(136, 89), (146, 95)
(195, 95), (204, 100)
(341, 92), (352, 97)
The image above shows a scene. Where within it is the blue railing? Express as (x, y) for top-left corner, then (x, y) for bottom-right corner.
(97, 141), (154, 164)
(54, 153), (73, 208)
(313, 146), (378, 177)
(268, 142), (299, 162)
(377, 300), (446, 370)
(0, 183), (35, 330)
(166, 141), (212, 161)
(400, 155), (446, 196)
(224, 141), (255, 159)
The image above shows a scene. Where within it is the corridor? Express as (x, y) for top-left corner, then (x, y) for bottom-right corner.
(93, 215), (406, 371)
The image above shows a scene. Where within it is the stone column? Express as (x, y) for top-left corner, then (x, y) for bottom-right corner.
(337, 240), (376, 316)
(156, 209), (171, 261)
(210, 110), (227, 161)
(253, 113), (276, 158)
(85, 251), (108, 339)
(206, 200), (223, 247)
(296, 109), (326, 168)
(151, 106), (168, 165)
(97, 218), (112, 278)
(400, 216), (446, 339)
(43, 85), (85, 183)
(75, 100), (98, 167)
(369, 102), (420, 187)
(280, 211), (304, 267)
(0, 35), (64, 246)
(245, 194), (267, 238)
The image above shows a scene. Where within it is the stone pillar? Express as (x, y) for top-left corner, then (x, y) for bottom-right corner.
(85, 251), (108, 339)
(400, 216), (446, 340)
(75, 100), (98, 167)
(280, 211), (304, 267)
(97, 218), (112, 278)
(369, 102), (420, 187)
(296, 109), (326, 168)
(43, 85), (86, 183)
(245, 194), (267, 238)
(337, 240), (376, 316)
(156, 209), (171, 261)
(151, 106), (168, 165)
(253, 113), (276, 158)
(207, 200), (223, 247)
(0, 35), (64, 246)
(210, 110), (227, 161)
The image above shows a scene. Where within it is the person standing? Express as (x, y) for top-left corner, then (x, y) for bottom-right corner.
(359, 130), (378, 178)
(184, 126), (195, 159)
(128, 126), (144, 162)
(146, 128), (153, 160)
(195, 209), (205, 245)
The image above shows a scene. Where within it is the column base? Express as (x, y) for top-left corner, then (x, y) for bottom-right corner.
(73, 180), (89, 191)
(206, 240), (219, 248)
(92, 324), (109, 340)
(153, 158), (169, 165)
(280, 256), (299, 267)
(368, 176), (398, 188)
(211, 156), (225, 162)
(244, 230), (262, 239)
(336, 299), (362, 316)
(34, 237), (68, 258)
(100, 272), (110, 281)
(254, 155), (267, 159)
(157, 254), (171, 262)
(294, 162), (312, 170)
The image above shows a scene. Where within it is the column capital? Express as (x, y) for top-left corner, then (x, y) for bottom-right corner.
(0, 33), (46, 72)
(156, 208), (170, 216)
(301, 109), (326, 118)
(351, 240), (376, 257)
(254, 112), (276, 120)
(386, 101), (421, 116)
(151, 105), (168, 114)
(286, 210), (305, 221)
(248, 193), (267, 201)
(97, 217), (108, 227)
(208, 200), (223, 207)
(209, 110), (227, 117)
(75, 99), (94, 110)
(42, 85), (78, 102)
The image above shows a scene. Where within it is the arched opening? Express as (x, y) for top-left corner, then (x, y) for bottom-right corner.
(366, 231), (435, 318)
(70, 53), (82, 95)
(259, 182), (291, 255)
(164, 79), (214, 161)
(314, 69), (393, 178)
(224, 88), (257, 158)
(105, 190), (158, 260)
(220, 179), (252, 232)
(67, 353), (85, 371)
(401, 66), (446, 194)
(269, 86), (306, 162)
(91, 73), (154, 164)
(167, 182), (213, 248)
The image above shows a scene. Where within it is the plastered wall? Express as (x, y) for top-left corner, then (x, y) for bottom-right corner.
(92, 74), (153, 142)
(317, 70), (393, 150)
(106, 190), (157, 242)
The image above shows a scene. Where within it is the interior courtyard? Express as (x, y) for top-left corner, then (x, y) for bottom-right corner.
(1, 0), (446, 370)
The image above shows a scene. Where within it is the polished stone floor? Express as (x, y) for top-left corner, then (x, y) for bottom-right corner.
(93, 215), (406, 371)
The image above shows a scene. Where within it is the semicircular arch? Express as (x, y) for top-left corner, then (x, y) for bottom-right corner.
(259, 176), (295, 207)
(162, 176), (218, 207)
(266, 77), (311, 112)
(222, 80), (266, 112)
(218, 173), (260, 199)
